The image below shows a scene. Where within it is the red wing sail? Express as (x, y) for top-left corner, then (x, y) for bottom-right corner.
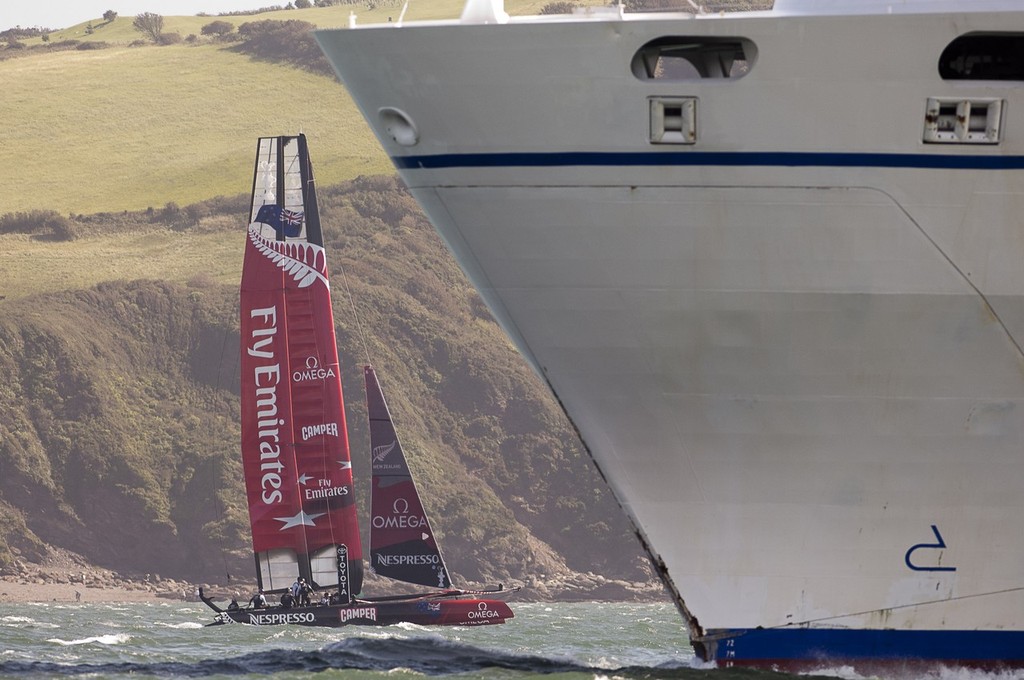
(240, 135), (363, 599)
(365, 366), (453, 589)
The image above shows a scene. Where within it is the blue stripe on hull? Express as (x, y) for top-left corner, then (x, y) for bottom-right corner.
(708, 628), (1024, 669)
(393, 151), (1024, 171)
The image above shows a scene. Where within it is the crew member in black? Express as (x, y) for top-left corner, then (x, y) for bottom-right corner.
(249, 590), (268, 609)
(298, 578), (313, 607)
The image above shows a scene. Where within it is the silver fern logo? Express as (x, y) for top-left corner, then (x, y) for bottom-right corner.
(373, 440), (397, 463)
(248, 224), (329, 289)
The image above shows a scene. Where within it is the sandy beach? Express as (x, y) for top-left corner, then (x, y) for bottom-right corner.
(0, 579), (174, 604)
(0, 554), (247, 605)
(0, 549), (667, 605)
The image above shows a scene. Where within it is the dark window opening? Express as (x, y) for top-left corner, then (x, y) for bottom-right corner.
(632, 36), (756, 80)
(939, 33), (1024, 81)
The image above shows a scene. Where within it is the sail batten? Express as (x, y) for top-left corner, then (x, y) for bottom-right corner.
(365, 366), (453, 589)
(240, 134), (363, 598)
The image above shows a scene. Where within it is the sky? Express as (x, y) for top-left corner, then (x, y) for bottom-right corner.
(2, 1), (269, 31)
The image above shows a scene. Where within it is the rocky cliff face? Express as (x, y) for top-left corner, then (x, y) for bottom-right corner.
(0, 177), (659, 596)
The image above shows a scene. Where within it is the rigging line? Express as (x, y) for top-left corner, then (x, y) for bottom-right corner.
(211, 294), (240, 583)
(336, 257), (374, 369)
(215, 293), (240, 393)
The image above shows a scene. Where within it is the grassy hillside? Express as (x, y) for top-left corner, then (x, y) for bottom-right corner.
(0, 220), (243, 300)
(0, 44), (390, 215)
(26, 0), (580, 44)
(1, 0), (615, 216)
(0, 179), (649, 587)
(0, 1), (661, 596)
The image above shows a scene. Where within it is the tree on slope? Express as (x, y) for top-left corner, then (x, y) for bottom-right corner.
(132, 12), (163, 43)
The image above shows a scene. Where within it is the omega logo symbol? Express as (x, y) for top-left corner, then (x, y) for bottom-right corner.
(467, 600), (499, 619)
(393, 498), (410, 514)
(292, 356), (337, 382)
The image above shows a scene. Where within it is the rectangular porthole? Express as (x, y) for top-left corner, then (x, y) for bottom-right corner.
(650, 97), (697, 144)
(924, 97), (1003, 144)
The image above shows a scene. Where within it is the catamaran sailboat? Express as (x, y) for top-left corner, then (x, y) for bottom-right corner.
(200, 135), (515, 627)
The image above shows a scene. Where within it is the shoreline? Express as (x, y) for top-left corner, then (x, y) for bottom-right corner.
(0, 579), (186, 604)
(0, 579), (669, 605)
(0, 552), (669, 605)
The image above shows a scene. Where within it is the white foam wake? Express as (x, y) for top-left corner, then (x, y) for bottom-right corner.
(47, 633), (131, 646)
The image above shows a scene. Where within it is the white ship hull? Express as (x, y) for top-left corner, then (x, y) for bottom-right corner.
(316, 1), (1024, 668)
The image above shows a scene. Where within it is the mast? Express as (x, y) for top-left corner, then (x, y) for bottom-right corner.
(239, 135), (363, 600)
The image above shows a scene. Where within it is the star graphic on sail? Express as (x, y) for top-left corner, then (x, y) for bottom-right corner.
(274, 510), (325, 530)
(298, 473), (313, 485)
(338, 461), (352, 470)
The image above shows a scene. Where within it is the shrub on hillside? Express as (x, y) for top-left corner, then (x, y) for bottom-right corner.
(132, 12), (164, 43)
(187, 194), (248, 223)
(234, 19), (332, 76)
(201, 20), (234, 37)
(76, 41), (109, 50)
(540, 1), (579, 13)
(186, 273), (219, 289)
(158, 32), (183, 45)
(0, 27), (51, 41)
(0, 210), (76, 240)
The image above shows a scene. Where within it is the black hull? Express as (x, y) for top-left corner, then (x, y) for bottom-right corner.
(201, 589), (514, 627)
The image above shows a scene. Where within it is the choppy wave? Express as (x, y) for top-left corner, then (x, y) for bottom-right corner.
(151, 621), (205, 629)
(802, 668), (1024, 680)
(47, 633), (132, 646)
(3, 633), (1024, 680)
(1, 615), (59, 630)
(0, 635), (692, 677)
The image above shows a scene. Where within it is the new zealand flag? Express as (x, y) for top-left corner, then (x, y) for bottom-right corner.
(254, 204), (304, 238)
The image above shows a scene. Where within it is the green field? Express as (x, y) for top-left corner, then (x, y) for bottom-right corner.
(1, 44), (390, 215)
(0, 227), (244, 300)
(26, 1), (562, 44)
(0, 0), (590, 300)
(1, 0), (571, 217)
(0, 2), (652, 588)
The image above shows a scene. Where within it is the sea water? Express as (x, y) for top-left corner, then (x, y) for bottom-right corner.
(1, 600), (1022, 680)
